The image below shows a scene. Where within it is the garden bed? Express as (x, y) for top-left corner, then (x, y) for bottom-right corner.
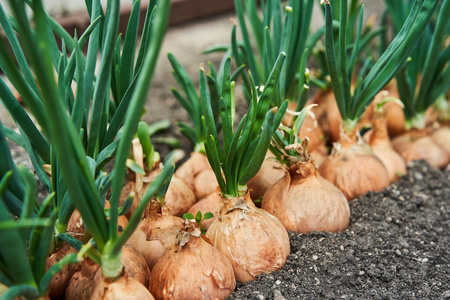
(230, 160), (449, 299)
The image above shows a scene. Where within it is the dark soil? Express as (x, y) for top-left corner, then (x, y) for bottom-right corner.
(230, 160), (450, 300)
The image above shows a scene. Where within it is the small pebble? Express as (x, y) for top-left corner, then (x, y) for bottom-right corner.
(273, 290), (286, 300)
(312, 255), (318, 260)
(275, 280), (281, 285)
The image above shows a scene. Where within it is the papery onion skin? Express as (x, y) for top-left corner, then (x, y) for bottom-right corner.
(91, 274), (155, 300)
(392, 130), (450, 169)
(65, 259), (100, 300)
(318, 143), (390, 201)
(126, 200), (183, 270)
(175, 152), (218, 200)
(247, 158), (285, 202)
(430, 126), (450, 155)
(262, 161), (350, 233)
(369, 112), (407, 182)
(45, 243), (79, 299)
(149, 227), (236, 299)
(164, 175), (196, 217)
(206, 193), (290, 283)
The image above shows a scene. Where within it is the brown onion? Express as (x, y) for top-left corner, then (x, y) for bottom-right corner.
(45, 243), (79, 299)
(66, 246), (150, 300)
(175, 152), (218, 200)
(430, 126), (450, 155)
(65, 258), (100, 300)
(392, 130), (450, 169)
(262, 161), (350, 233)
(164, 175), (196, 217)
(369, 111), (407, 182)
(91, 275), (155, 300)
(93, 246), (150, 288)
(149, 222), (235, 299)
(186, 191), (222, 229)
(318, 134), (390, 201)
(247, 154), (285, 201)
(206, 193), (290, 283)
(126, 200), (183, 270)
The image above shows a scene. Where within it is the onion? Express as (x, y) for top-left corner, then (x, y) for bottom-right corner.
(65, 258), (100, 300)
(392, 130), (450, 169)
(186, 191), (222, 229)
(318, 132), (390, 201)
(284, 102), (325, 152)
(313, 90), (342, 142)
(430, 126), (450, 155)
(205, 193), (290, 283)
(126, 200), (183, 270)
(149, 221), (236, 299)
(91, 275), (155, 300)
(175, 152), (218, 200)
(66, 246), (150, 300)
(247, 154), (285, 202)
(262, 161), (350, 233)
(93, 246), (150, 288)
(369, 111), (407, 182)
(45, 243), (79, 299)
(164, 175), (196, 217)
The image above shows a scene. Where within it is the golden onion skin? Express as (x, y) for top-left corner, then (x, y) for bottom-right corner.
(247, 158), (285, 202)
(369, 112), (407, 182)
(126, 200), (183, 271)
(164, 175), (196, 217)
(205, 193), (290, 283)
(262, 162), (350, 233)
(149, 227), (236, 299)
(91, 275), (155, 300)
(431, 126), (450, 155)
(175, 152), (218, 200)
(65, 259), (100, 300)
(318, 143), (390, 201)
(45, 243), (79, 299)
(392, 130), (450, 169)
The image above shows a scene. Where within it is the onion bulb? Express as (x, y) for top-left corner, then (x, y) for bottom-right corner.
(65, 258), (100, 300)
(262, 160), (350, 233)
(247, 153), (285, 201)
(175, 152), (218, 200)
(149, 221), (235, 299)
(430, 126), (450, 155)
(318, 132), (390, 201)
(369, 110), (407, 182)
(205, 193), (290, 283)
(91, 275), (155, 300)
(45, 243), (79, 299)
(126, 200), (183, 270)
(392, 130), (450, 169)
(164, 175), (197, 217)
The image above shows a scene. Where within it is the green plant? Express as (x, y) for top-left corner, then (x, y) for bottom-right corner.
(0, 167), (86, 299)
(0, 0), (173, 286)
(182, 211), (214, 234)
(383, 0), (450, 129)
(201, 54), (287, 197)
(0, 0), (165, 250)
(168, 53), (245, 153)
(323, 0), (438, 135)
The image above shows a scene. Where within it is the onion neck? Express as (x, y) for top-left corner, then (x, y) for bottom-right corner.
(101, 243), (123, 281)
(405, 112), (426, 131)
(370, 111), (389, 143)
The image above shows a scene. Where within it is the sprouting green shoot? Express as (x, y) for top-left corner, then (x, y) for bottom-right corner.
(323, 0), (438, 135)
(168, 52), (245, 153)
(200, 53), (288, 198)
(383, 0), (450, 129)
(182, 211), (214, 235)
(231, 0), (314, 109)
